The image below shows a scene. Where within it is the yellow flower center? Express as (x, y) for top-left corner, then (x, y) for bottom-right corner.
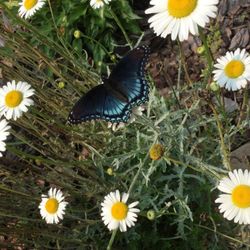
(232, 185), (250, 208)
(24, 0), (38, 10)
(45, 198), (59, 214)
(224, 60), (245, 78)
(111, 202), (128, 220)
(5, 90), (23, 108)
(168, 0), (197, 18)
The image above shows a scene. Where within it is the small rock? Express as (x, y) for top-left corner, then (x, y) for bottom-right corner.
(230, 142), (250, 170)
(229, 28), (250, 50)
(212, 97), (239, 113)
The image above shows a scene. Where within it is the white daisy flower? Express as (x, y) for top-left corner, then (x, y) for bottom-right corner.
(101, 190), (140, 232)
(215, 169), (250, 225)
(18, 0), (45, 19)
(0, 80), (35, 121)
(108, 106), (145, 131)
(39, 188), (68, 224)
(213, 48), (250, 91)
(90, 0), (111, 9)
(145, 0), (218, 41)
(0, 119), (11, 157)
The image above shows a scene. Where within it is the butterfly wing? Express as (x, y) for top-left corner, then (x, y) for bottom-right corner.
(68, 46), (150, 125)
(106, 45), (150, 107)
(68, 84), (132, 124)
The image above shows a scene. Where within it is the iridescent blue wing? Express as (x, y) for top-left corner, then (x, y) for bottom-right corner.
(106, 45), (150, 107)
(68, 46), (150, 125)
(68, 84), (132, 124)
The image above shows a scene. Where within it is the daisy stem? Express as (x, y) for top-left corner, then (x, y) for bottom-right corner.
(163, 156), (221, 179)
(196, 224), (250, 247)
(47, 0), (75, 61)
(237, 87), (249, 127)
(198, 27), (214, 84)
(208, 102), (231, 171)
(0, 184), (39, 200)
(177, 39), (192, 85)
(107, 229), (118, 250)
(128, 144), (154, 195)
(109, 8), (133, 49)
(0, 212), (41, 222)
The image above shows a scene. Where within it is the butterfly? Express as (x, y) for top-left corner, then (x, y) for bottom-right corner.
(68, 45), (150, 124)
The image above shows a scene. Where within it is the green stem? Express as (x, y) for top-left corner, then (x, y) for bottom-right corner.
(208, 103), (231, 171)
(128, 145), (155, 195)
(163, 156), (221, 179)
(177, 39), (192, 85)
(107, 229), (118, 250)
(109, 8), (133, 49)
(196, 224), (250, 247)
(237, 87), (249, 127)
(199, 27), (213, 84)
(0, 184), (39, 200)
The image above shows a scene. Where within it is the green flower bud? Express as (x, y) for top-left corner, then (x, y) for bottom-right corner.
(74, 30), (81, 39)
(210, 81), (220, 92)
(58, 81), (65, 89)
(110, 54), (116, 62)
(106, 167), (113, 176)
(147, 210), (156, 220)
(197, 46), (205, 55)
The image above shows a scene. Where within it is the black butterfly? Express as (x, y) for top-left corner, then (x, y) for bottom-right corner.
(68, 45), (150, 124)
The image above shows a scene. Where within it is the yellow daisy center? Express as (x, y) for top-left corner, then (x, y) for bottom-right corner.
(111, 202), (128, 220)
(45, 198), (59, 214)
(24, 0), (38, 10)
(224, 60), (245, 78)
(232, 185), (250, 208)
(5, 90), (23, 108)
(168, 0), (197, 18)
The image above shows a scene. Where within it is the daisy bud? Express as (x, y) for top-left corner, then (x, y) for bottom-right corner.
(58, 81), (65, 89)
(197, 45), (205, 55)
(74, 30), (81, 39)
(147, 209), (156, 220)
(209, 81), (220, 92)
(149, 144), (164, 160)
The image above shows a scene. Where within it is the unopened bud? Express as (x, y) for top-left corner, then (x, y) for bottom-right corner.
(74, 30), (81, 39)
(147, 210), (156, 220)
(197, 45), (205, 55)
(210, 81), (220, 92)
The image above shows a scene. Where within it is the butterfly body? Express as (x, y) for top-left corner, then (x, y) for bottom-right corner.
(68, 45), (150, 124)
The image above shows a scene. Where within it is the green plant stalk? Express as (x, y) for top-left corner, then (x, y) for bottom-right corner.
(199, 27), (214, 83)
(106, 229), (117, 250)
(196, 224), (250, 247)
(177, 39), (192, 85)
(128, 148), (153, 195)
(237, 87), (249, 127)
(0, 184), (38, 200)
(0, 212), (41, 221)
(163, 156), (222, 179)
(109, 8), (133, 49)
(208, 103), (231, 171)
(214, 89), (227, 118)
(47, 0), (79, 65)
